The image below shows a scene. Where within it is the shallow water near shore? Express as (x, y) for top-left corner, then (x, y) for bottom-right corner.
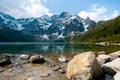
(0, 42), (120, 54)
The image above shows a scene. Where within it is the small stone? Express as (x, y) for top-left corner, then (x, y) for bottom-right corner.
(52, 66), (61, 71)
(58, 69), (65, 74)
(3, 53), (14, 59)
(29, 55), (45, 64)
(39, 71), (51, 77)
(58, 55), (67, 63)
(27, 77), (35, 80)
(21, 54), (30, 60)
(0, 69), (5, 73)
(48, 64), (56, 67)
(22, 61), (30, 64)
(0, 59), (11, 66)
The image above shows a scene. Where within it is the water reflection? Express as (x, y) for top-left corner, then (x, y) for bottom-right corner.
(0, 43), (66, 54)
(0, 42), (120, 54)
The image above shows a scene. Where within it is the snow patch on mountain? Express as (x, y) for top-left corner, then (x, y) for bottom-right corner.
(0, 14), (9, 24)
(43, 23), (52, 30)
(52, 32), (58, 36)
(41, 34), (49, 40)
(16, 23), (24, 30)
(71, 16), (77, 20)
(83, 22), (89, 31)
(57, 31), (65, 39)
(59, 26), (65, 30)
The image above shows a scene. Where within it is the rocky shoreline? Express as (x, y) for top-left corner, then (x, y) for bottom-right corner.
(0, 51), (120, 80)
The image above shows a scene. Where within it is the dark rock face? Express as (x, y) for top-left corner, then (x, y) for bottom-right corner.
(0, 59), (11, 66)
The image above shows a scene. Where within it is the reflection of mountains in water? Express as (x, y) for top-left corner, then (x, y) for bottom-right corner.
(34, 44), (65, 53)
(0, 43), (66, 54)
(2, 42), (118, 54)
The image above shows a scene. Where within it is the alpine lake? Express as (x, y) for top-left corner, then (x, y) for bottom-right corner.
(0, 42), (120, 55)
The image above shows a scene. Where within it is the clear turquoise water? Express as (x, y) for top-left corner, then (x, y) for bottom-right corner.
(0, 42), (120, 54)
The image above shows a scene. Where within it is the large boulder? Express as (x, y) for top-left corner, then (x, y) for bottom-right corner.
(20, 54), (30, 60)
(109, 51), (120, 60)
(30, 55), (45, 64)
(67, 52), (103, 80)
(0, 59), (11, 66)
(114, 72), (120, 80)
(102, 58), (120, 75)
(97, 54), (112, 65)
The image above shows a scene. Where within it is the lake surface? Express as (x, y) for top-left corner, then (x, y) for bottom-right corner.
(0, 42), (120, 54)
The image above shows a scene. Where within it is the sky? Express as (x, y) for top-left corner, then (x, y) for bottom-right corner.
(0, 0), (120, 21)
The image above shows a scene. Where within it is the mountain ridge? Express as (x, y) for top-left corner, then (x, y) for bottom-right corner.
(73, 16), (120, 43)
(0, 11), (98, 42)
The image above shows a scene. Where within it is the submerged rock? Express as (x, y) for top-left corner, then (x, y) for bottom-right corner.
(0, 59), (11, 66)
(67, 52), (103, 80)
(102, 58), (120, 75)
(30, 55), (45, 64)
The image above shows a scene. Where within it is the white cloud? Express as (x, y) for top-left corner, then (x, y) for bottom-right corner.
(78, 4), (119, 21)
(112, 10), (119, 18)
(0, 0), (52, 18)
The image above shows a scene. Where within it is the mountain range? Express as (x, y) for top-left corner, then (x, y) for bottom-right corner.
(0, 11), (97, 42)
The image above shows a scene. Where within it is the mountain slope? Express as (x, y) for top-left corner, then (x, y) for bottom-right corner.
(0, 26), (34, 42)
(74, 16), (120, 43)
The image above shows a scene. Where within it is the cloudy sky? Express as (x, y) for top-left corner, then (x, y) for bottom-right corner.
(0, 0), (119, 21)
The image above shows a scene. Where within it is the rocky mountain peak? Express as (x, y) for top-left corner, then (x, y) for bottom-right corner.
(0, 11), (97, 42)
(59, 11), (72, 18)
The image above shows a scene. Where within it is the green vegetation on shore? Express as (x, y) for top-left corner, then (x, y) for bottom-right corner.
(73, 16), (120, 43)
